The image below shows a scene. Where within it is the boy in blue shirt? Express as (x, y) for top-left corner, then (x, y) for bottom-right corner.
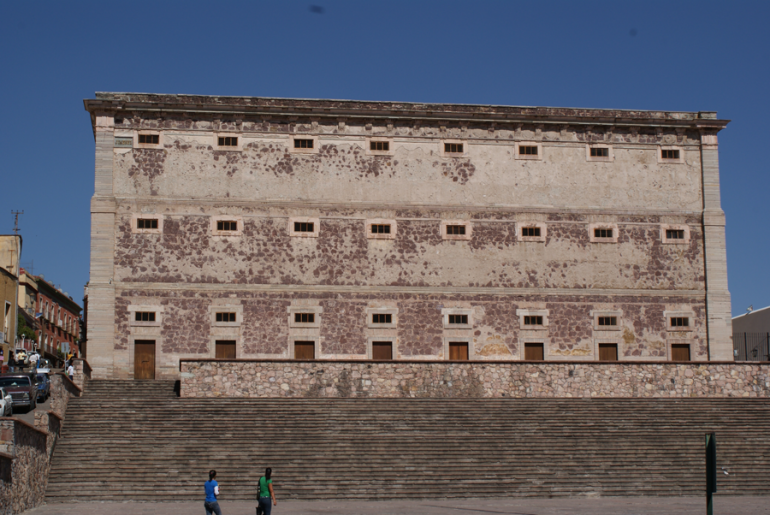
(204, 470), (222, 515)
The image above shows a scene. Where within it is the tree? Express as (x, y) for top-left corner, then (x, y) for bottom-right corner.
(17, 314), (37, 342)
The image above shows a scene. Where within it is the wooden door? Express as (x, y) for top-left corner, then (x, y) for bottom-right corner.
(215, 341), (236, 359)
(525, 342), (544, 361)
(672, 344), (691, 361)
(598, 343), (618, 361)
(134, 340), (155, 380)
(372, 341), (392, 360)
(294, 341), (315, 360)
(449, 342), (469, 361)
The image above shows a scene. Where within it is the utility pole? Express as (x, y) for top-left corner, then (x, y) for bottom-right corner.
(11, 210), (23, 235)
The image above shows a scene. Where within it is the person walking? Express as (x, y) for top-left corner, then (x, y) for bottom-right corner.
(8, 352), (16, 373)
(67, 363), (75, 381)
(204, 470), (222, 515)
(257, 468), (277, 515)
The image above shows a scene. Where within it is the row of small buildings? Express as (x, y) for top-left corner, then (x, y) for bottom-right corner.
(0, 234), (83, 366)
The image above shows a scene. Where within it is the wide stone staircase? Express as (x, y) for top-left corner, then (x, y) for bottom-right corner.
(45, 380), (770, 502)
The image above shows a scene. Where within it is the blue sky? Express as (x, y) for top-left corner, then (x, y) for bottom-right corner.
(0, 1), (768, 316)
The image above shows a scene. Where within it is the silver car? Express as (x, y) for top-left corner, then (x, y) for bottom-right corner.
(0, 387), (12, 416)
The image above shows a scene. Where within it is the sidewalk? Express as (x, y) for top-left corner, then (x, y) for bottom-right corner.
(24, 496), (770, 515)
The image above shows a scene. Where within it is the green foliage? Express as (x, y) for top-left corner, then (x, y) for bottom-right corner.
(16, 313), (37, 342)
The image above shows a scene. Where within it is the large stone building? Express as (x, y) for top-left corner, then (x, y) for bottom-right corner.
(84, 93), (732, 380)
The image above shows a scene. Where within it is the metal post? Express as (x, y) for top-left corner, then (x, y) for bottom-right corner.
(744, 333), (748, 361)
(705, 432), (717, 515)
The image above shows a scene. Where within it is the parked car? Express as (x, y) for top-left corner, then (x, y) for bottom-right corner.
(0, 374), (37, 412)
(35, 373), (51, 402)
(0, 387), (12, 416)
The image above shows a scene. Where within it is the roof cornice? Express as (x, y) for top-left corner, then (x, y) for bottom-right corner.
(84, 92), (729, 132)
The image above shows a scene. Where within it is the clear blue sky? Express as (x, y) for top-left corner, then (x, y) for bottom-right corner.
(0, 1), (768, 316)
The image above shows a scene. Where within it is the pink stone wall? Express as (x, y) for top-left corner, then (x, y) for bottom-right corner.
(180, 360), (770, 399)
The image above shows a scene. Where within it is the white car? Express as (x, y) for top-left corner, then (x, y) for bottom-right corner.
(0, 387), (12, 416)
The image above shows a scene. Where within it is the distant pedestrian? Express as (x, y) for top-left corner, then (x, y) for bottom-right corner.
(29, 353), (38, 370)
(256, 468), (277, 515)
(8, 352), (16, 373)
(204, 470), (222, 515)
(67, 364), (75, 381)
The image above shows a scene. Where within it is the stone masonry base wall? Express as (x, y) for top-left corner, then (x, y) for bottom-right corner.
(180, 360), (770, 399)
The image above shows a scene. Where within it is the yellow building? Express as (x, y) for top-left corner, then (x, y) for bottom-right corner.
(0, 235), (22, 365)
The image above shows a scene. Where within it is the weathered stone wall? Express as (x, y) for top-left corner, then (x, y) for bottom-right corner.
(85, 93), (732, 379)
(0, 420), (48, 515)
(49, 373), (81, 420)
(112, 209), (706, 291)
(118, 289), (709, 379)
(180, 360), (770, 399)
(71, 358), (92, 390)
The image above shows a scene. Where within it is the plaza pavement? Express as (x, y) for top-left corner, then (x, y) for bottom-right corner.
(24, 496), (770, 515)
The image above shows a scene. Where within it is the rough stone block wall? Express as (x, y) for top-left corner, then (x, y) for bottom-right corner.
(181, 361), (770, 399)
(0, 420), (48, 515)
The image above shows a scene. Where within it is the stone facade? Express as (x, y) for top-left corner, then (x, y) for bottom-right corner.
(84, 93), (733, 379)
(181, 360), (770, 399)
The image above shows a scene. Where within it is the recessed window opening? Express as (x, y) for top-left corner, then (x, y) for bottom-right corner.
(294, 139), (314, 149)
(446, 225), (466, 236)
(217, 220), (238, 231)
(294, 222), (314, 233)
(519, 145), (538, 155)
(216, 312), (236, 323)
(598, 316), (617, 326)
(522, 227), (541, 237)
(524, 315), (543, 326)
(372, 313), (392, 324)
(218, 136), (238, 147)
(448, 314), (468, 325)
(444, 143), (463, 154)
(137, 218), (158, 230)
(670, 317), (689, 328)
(135, 312), (156, 322)
(661, 149), (680, 160)
(295, 313), (315, 323)
(370, 141), (389, 152)
(138, 134), (159, 144)
(371, 224), (391, 234)
(666, 229), (685, 240)
(594, 228), (613, 238)
(590, 147), (609, 157)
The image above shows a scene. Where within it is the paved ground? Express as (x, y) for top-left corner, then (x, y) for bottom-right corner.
(24, 497), (770, 515)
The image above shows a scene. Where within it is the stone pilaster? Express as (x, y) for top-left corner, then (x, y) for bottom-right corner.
(88, 114), (117, 378)
(701, 132), (733, 360)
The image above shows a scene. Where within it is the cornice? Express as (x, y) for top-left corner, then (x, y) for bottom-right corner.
(84, 92), (729, 132)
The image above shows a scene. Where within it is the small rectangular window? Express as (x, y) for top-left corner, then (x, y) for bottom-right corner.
(372, 313), (392, 324)
(444, 143), (463, 154)
(137, 218), (158, 230)
(522, 227), (541, 237)
(598, 316), (617, 326)
(370, 141), (389, 152)
(134, 312), (156, 322)
(218, 136), (238, 147)
(448, 314), (468, 325)
(446, 225), (466, 236)
(294, 139), (314, 149)
(666, 229), (685, 240)
(594, 228), (613, 238)
(217, 220), (238, 231)
(371, 224), (391, 234)
(524, 315), (543, 326)
(590, 147), (609, 157)
(519, 145), (538, 155)
(138, 134), (159, 144)
(215, 312), (236, 323)
(294, 222), (314, 233)
(661, 149), (680, 160)
(295, 313), (315, 323)
(670, 317), (689, 328)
